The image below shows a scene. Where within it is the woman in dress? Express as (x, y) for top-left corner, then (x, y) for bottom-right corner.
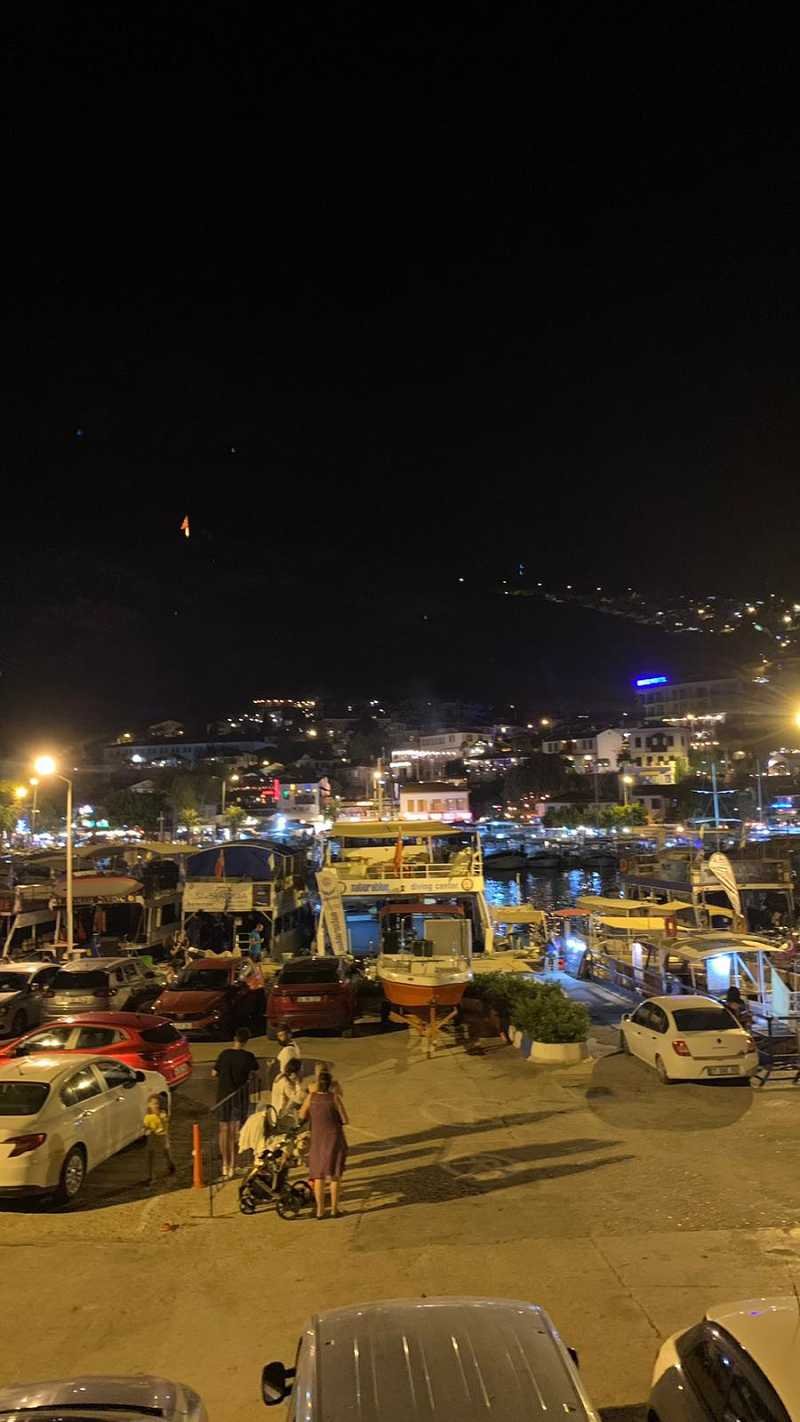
(299, 1068), (348, 1219)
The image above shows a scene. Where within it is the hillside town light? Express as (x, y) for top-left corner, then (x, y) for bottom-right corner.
(14, 786), (27, 800)
(33, 756), (73, 956)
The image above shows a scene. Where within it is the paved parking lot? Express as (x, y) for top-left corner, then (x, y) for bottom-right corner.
(3, 1016), (800, 1421)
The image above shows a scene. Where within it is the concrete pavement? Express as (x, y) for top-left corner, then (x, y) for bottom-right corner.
(3, 1021), (800, 1421)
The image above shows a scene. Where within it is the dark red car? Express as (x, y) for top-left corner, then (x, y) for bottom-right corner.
(152, 958), (266, 1038)
(0, 1012), (193, 1086)
(267, 957), (360, 1035)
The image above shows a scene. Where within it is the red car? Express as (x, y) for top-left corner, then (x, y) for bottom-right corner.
(152, 958), (266, 1038)
(0, 1012), (193, 1087)
(267, 957), (361, 1035)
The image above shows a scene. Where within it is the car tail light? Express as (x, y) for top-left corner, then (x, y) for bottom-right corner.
(672, 1039), (691, 1056)
(4, 1133), (46, 1156)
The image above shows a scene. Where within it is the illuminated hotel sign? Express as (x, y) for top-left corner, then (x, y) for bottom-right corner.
(635, 675), (669, 687)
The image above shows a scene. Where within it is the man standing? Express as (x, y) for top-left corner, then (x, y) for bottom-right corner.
(213, 1028), (260, 1179)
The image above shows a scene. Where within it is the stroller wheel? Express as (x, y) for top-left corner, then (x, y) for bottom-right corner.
(277, 1184), (311, 1219)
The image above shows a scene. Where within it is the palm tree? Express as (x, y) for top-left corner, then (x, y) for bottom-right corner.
(180, 806), (201, 842)
(224, 804), (246, 836)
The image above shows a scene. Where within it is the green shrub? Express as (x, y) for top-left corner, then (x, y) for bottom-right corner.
(514, 983), (590, 1043)
(466, 972), (539, 1018)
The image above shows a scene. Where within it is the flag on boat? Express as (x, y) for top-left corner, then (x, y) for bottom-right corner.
(708, 851), (741, 919)
(393, 833), (404, 876)
(214, 849), (225, 879)
(180, 514), (190, 538)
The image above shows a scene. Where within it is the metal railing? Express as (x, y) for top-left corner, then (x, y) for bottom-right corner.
(334, 856), (482, 882)
(200, 1061), (270, 1215)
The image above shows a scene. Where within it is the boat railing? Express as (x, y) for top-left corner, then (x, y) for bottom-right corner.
(332, 855), (482, 883)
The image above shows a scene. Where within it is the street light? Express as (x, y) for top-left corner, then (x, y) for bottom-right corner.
(221, 773), (240, 815)
(794, 710), (800, 729)
(33, 756), (73, 956)
(29, 778), (39, 837)
(622, 773), (634, 807)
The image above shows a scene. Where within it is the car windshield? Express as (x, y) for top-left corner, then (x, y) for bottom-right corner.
(280, 961), (339, 984)
(672, 1006), (740, 1032)
(0, 1081), (49, 1116)
(177, 969), (229, 990)
(51, 970), (108, 991)
(0, 972), (31, 992)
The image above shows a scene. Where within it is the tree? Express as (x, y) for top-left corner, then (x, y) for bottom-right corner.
(0, 802), (19, 844)
(180, 807), (201, 841)
(105, 788), (168, 834)
(225, 804), (246, 835)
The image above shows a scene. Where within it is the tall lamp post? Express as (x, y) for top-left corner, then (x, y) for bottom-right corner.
(29, 778), (39, 838)
(34, 757), (73, 956)
(221, 773), (239, 815)
(622, 774), (634, 807)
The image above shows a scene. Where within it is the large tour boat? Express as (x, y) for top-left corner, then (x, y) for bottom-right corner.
(315, 819), (492, 1051)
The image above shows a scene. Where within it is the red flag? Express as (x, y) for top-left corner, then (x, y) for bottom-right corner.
(393, 833), (404, 876)
(214, 849), (225, 879)
(180, 514), (190, 538)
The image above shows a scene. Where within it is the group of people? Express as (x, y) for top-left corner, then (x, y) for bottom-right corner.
(214, 1024), (349, 1220)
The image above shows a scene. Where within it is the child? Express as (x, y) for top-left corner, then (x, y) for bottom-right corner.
(143, 1093), (176, 1186)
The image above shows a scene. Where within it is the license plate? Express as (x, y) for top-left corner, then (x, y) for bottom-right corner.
(172, 1022), (192, 1031)
(298, 995), (322, 1003)
(709, 1065), (739, 1076)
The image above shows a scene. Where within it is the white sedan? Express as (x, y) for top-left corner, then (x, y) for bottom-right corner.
(0, 1055), (168, 1203)
(620, 994), (758, 1083)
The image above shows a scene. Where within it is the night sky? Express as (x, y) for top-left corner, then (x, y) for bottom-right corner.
(2, 4), (798, 747)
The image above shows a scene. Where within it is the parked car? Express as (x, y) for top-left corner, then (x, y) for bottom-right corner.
(152, 958), (266, 1038)
(267, 956), (360, 1036)
(42, 957), (161, 1021)
(650, 1295), (798, 1422)
(0, 1055), (168, 1202)
(619, 994), (758, 1083)
(262, 1297), (599, 1420)
(0, 1374), (207, 1420)
(0, 1012), (192, 1087)
(0, 962), (60, 1038)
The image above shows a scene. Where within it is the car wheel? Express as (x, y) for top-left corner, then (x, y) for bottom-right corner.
(11, 1010), (27, 1037)
(55, 1145), (87, 1204)
(655, 1055), (673, 1085)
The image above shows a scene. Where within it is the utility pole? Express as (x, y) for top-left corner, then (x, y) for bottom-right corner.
(711, 759), (721, 830)
(755, 758), (764, 822)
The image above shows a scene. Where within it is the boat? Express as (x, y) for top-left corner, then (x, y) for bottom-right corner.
(620, 843), (795, 931)
(315, 819), (492, 1053)
(183, 839), (313, 961)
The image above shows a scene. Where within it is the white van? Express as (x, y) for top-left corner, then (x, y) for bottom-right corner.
(262, 1297), (599, 1422)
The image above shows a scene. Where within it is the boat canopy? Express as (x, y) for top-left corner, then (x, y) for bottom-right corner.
(186, 842), (292, 880)
(575, 894), (691, 916)
(489, 905), (547, 925)
(667, 932), (785, 961)
(331, 821), (461, 838)
(379, 902), (465, 918)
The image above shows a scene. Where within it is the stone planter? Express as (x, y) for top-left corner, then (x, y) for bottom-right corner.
(529, 1039), (588, 1065)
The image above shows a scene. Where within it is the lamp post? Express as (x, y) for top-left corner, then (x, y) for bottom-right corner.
(622, 774), (634, 807)
(34, 757), (73, 956)
(221, 773), (239, 815)
(29, 778), (39, 838)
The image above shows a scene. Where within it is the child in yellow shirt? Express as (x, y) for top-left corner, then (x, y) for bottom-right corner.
(143, 1093), (176, 1186)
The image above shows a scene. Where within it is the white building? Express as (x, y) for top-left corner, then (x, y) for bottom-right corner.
(621, 725), (691, 782)
(542, 728), (623, 773)
(399, 781), (471, 821)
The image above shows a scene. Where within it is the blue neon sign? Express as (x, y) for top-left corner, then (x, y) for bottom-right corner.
(635, 675), (668, 687)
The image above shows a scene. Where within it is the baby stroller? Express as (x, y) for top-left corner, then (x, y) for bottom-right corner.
(238, 1108), (314, 1219)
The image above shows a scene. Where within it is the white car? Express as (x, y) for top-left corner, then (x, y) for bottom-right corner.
(0, 1055), (168, 1203)
(620, 994), (758, 1083)
(0, 1373), (207, 1421)
(650, 1296), (799, 1422)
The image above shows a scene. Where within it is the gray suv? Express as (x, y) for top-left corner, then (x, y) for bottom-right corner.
(43, 957), (160, 1020)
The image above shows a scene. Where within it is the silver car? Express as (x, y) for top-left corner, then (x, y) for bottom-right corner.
(262, 1297), (599, 1422)
(0, 962), (60, 1038)
(0, 1374), (207, 1421)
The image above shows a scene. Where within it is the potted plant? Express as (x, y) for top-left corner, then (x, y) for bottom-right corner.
(462, 972), (538, 1040)
(512, 983), (590, 1064)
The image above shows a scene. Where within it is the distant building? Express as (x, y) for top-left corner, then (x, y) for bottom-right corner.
(399, 781), (471, 821)
(541, 727), (623, 773)
(634, 676), (744, 722)
(620, 725), (691, 783)
(105, 737), (271, 770)
(630, 784), (678, 824)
